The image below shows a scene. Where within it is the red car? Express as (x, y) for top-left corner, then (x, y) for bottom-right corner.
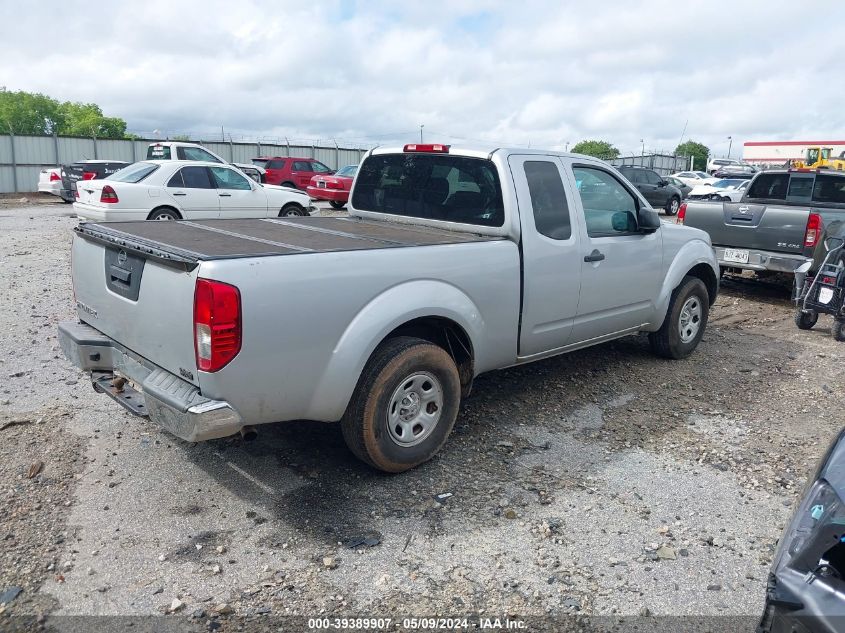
(251, 156), (333, 189)
(306, 165), (358, 209)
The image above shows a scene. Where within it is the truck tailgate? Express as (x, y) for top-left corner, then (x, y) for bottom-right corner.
(686, 201), (809, 254)
(71, 234), (200, 386)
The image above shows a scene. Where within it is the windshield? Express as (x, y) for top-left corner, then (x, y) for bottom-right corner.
(108, 162), (159, 183)
(713, 179), (743, 189)
(695, 172), (710, 178)
(352, 153), (504, 227)
(335, 165), (358, 177)
(251, 159), (269, 168)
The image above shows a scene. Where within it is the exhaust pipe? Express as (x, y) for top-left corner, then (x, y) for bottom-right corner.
(240, 425), (258, 442)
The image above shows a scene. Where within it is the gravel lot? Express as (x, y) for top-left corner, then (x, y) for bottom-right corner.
(1, 195), (842, 631)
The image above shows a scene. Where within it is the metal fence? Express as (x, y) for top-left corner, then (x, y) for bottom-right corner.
(608, 154), (691, 175)
(0, 134), (370, 193)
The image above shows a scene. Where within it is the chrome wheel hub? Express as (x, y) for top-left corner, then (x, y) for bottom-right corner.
(387, 372), (443, 447)
(679, 296), (702, 343)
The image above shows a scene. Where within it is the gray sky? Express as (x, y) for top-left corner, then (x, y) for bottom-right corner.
(1, 0), (843, 156)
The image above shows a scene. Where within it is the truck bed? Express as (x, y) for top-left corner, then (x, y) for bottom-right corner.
(74, 217), (499, 268)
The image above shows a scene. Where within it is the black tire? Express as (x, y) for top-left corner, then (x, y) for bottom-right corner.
(146, 207), (181, 221)
(649, 276), (710, 359)
(834, 320), (845, 342)
(341, 336), (461, 473)
(664, 196), (680, 216)
(279, 203), (306, 217)
(794, 310), (818, 330)
(280, 181), (296, 189)
(329, 200), (346, 210)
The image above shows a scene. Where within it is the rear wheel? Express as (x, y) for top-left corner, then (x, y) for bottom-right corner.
(280, 181), (296, 189)
(341, 336), (461, 473)
(664, 196), (680, 216)
(279, 204), (306, 217)
(795, 310), (818, 330)
(649, 276), (709, 359)
(329, 200), (346, 210)
(147, 207), (181, 221)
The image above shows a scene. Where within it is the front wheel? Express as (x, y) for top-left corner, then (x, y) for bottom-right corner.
(341, 336), (461, 473)
(279, 204), (306, 217)
(834, 319), (845, 342)
(649, 276), (710, 359)
(329, 200), (346, 210)
(795, 310), (818, 330)
(665, 196), (680, 216)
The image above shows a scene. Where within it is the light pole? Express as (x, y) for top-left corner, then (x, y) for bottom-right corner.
(420, 124), (424, 143)
(565, 141), (569, 152)
(727, 136), (732, 158)
(640, 139), (645, 157)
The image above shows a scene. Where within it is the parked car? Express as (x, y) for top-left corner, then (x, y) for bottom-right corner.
(758, 427), (845, 633)
(73, 160), (314, 222)
(678, 169), (845, 274)
(687, 178), (750, 201)
(252, 156), (333, 188)
(713, 165), (757, 179)
(306, 164), (358, 209)
(59, 143), (718, 472)
(60, 160), (131, 203)
(146, 142), (264, 183)
(664, 175), (692, 199)
(38, 160), (130, 202)
(670, 171), (718, 188)
(707, 157), (744, 174)
(616, 166), (684, 215)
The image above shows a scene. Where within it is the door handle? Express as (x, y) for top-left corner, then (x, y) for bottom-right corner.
(584, 249), (605, 263)
(218, 193), (232, 197)
(172, 192), (186, 196)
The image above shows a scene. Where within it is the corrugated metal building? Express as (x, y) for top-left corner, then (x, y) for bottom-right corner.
(743, 140), (845, 166)
(0, 134), (369, 193)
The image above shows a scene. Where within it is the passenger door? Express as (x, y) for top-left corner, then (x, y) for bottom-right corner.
(634, 169), (662, 206)
(209, 166), (268, 218)
(567, 164), (663, 342)
(508, 155), (582, 358)
(165, 166), (220, 218)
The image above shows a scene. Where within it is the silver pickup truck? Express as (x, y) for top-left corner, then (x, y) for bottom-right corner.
(58, 144), (718, 472)
(679, 169), (845, 274)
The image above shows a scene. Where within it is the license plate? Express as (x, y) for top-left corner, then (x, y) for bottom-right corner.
(819, 287), (834, 304)
(317, 181), (326, 188)
(723, 248), (749, 264)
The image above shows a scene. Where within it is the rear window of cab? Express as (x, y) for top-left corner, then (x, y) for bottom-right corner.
(747, 173), (845, 204)
(147, 145), (171, 160)
(352, 153), (505, 227)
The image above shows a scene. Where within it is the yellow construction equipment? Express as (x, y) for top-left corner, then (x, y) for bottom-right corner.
(792, 146), (845, 170)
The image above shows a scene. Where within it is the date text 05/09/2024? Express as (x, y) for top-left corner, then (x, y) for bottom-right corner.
(307, 617), (528, 630)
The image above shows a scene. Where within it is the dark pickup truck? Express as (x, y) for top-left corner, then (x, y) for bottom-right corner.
(679, 169), (845, 274)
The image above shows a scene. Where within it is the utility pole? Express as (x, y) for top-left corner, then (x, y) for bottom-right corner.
(640, 139), (645, 157)
(419, 124), (424, 143)
(565, 141), (569, 152)
(727, 136), (733, 158)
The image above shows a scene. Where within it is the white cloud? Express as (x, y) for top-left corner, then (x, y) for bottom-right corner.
(1, 0), (842, 157)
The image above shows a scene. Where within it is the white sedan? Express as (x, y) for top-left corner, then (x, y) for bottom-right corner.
(73, 161), (315, 222)
(669, 171), (718, 188)
(687, 178), (750, 202)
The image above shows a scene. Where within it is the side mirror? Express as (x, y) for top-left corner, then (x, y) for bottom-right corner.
(612, 211), (635, 232)
(637, 206), (661, 232)
(658, 180), (668, 187)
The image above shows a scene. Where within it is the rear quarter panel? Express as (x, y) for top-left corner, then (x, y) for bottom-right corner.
(195, 239), (521, 425)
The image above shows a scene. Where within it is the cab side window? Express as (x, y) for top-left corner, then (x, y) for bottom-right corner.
(524, 161), (571, 240)
(573, 166), (639, 237)
(177, 146), (223, 163)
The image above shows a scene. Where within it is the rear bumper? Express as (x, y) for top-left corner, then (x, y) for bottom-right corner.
(715, 246), (810, 274)
(58, 321), (243, 442)
(72, 203), (149, 222)
(306, 186), (348, 202)
(38, 181), (62, 196)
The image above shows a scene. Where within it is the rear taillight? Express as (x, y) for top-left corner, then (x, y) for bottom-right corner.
(83, 172), (97, 180)
(677, 202), (687, 225)
(327, 180), (343, 189)
(74, 189), (79, 199)
(194, 279), (241, 373)
(100, 185), (119, 203)
(403, 143), (449, 153)
(804, 212), (822, 247)
(49, 171), (61, 181)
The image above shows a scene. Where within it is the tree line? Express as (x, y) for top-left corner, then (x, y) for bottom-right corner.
(571, 139), (710, 172)
(0, 88), (128, 138)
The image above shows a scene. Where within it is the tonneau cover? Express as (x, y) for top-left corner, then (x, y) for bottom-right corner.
(74, 217), (498, 268)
